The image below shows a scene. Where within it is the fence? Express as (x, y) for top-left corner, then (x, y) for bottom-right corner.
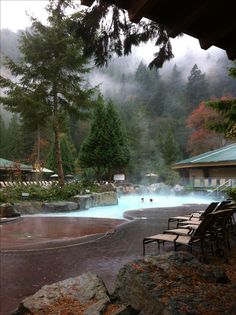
(191, 178), (236, 189)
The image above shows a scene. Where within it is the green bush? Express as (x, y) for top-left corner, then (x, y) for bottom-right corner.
(0, 181), (112, 203)
(226, 187), (236, 201)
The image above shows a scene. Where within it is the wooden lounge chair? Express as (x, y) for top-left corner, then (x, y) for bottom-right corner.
(143, 210), (232, 257)
(167, 201), (219, 229)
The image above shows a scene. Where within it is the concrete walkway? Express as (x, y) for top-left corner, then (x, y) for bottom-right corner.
(0, 204), (210, 314)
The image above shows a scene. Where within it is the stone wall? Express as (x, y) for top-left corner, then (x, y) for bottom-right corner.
(1, 191), (118, 215)
(72, 191), (118, 209)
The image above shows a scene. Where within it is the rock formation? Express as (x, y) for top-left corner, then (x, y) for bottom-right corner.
(0, 203), (20, 218)
(13, 252), (236, 314)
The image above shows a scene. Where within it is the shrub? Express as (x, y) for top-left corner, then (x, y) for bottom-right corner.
(226, 187), (236, 201)
(0, 181), (111, 203)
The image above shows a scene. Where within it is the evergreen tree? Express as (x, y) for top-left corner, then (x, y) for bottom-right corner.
(0, 113), (7, 157)
(3, 115), (23, 161)
(79, 98), (109, 180)
(70, 1), (173, 69)
(79, 97), (130, 181)
(206, 61), (236, 139)
(105, 101), (130, 179)
(47, 134), (76, 175)
(158, 127), (181, 166)
(186, 64), (210, 114)
(0, 1), (95, 185)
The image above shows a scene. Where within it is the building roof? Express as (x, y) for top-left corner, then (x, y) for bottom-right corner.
(173, 143), (236, 169)
(82, 0), (236, 60)
(0, 158), (33, 171)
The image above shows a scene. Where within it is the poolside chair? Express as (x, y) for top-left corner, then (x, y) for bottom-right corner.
(143, 210), (232, 257)
(177, 200), (235, 227)
(210, 208), (235, 254)
(167, 201), (219, 229)
(165, 207), (234, 234)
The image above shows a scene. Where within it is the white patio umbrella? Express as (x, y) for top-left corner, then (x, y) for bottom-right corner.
(145, 173), (158, 177)
(32, 167), (53, 173)
(50, 174), (59, 178)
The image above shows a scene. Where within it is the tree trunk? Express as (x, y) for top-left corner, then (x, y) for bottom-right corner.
(53, 84), (64, 186)
(36, 128), (40, 183)
(54, 123), (64, 186)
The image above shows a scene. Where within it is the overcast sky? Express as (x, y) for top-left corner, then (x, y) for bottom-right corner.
(0, 0), (225, 61)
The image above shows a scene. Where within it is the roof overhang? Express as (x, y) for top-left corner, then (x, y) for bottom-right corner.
(173, 161), (236, 170)
(82, 0), (236, 60)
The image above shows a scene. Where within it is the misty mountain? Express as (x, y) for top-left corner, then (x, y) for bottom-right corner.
(0, 28), (235, 180)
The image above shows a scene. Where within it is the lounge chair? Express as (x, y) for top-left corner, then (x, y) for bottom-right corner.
(143, 209), (234, 257)
(210, 208), (235, 254)
(167, 201), (219, 229)
(177, 200), (234, 227)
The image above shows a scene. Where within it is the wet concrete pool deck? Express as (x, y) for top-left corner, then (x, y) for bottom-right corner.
(1, 204), (235, 315)
(0, 217), (126, 250)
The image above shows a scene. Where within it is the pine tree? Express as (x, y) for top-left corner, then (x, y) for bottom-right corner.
(186, 64), (210, 114)
(47, 134), (76, 175)
(70, 1), (173, 69)
(79, 97), (130, 181)
(105, 101), (130, 179)
(0, 113), (7, 157)
(206, 61), (236, 139)
(3, 115), (23, 161)
(158, 127), (181, 166)
(0, 1), (95, 185)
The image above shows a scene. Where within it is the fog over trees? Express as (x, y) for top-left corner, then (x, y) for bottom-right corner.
(1, 27), (235, 182)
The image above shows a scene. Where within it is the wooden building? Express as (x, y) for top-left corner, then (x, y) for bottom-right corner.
(0, 158), (33, 181)
(172, 143), (236, 188)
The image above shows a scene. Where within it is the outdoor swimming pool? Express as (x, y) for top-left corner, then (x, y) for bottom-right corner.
(30, 193), (218, 220)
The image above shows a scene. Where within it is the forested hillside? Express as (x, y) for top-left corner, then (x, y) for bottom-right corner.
(1, 28), (235, 182)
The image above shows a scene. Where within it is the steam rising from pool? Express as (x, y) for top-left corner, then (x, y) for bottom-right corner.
(29, 194), (218, 220)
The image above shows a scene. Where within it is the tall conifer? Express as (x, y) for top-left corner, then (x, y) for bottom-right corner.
(0, 0), (95, 185)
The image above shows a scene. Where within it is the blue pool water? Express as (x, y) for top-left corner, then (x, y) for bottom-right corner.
(29, 194), (217, 220)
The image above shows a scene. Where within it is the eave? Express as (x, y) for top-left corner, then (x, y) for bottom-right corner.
(172, 161), (236, 170)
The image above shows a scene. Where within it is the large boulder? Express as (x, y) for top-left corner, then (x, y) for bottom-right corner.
(41, 201), (78, 213)
(92, 191), (118, 207)
(13, 252), (236, 314)
(13, 273), (135, 315)
(113, 251), (236, 315)
(14, 202), (43, 214)
(72, 194), (94, 209)
(0, 203), (20, 218)
(72, 191), (118, 210)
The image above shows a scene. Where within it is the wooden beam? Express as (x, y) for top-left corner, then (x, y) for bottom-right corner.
(199, 23), (236, 50)
(81, 0), (94, 6)
(167, 2), (210, 38)
(227, 48), (236, 60)
(128, 0), (160, 23)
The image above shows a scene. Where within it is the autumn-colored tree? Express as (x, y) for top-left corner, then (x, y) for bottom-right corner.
(186, 101), (224, 156)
